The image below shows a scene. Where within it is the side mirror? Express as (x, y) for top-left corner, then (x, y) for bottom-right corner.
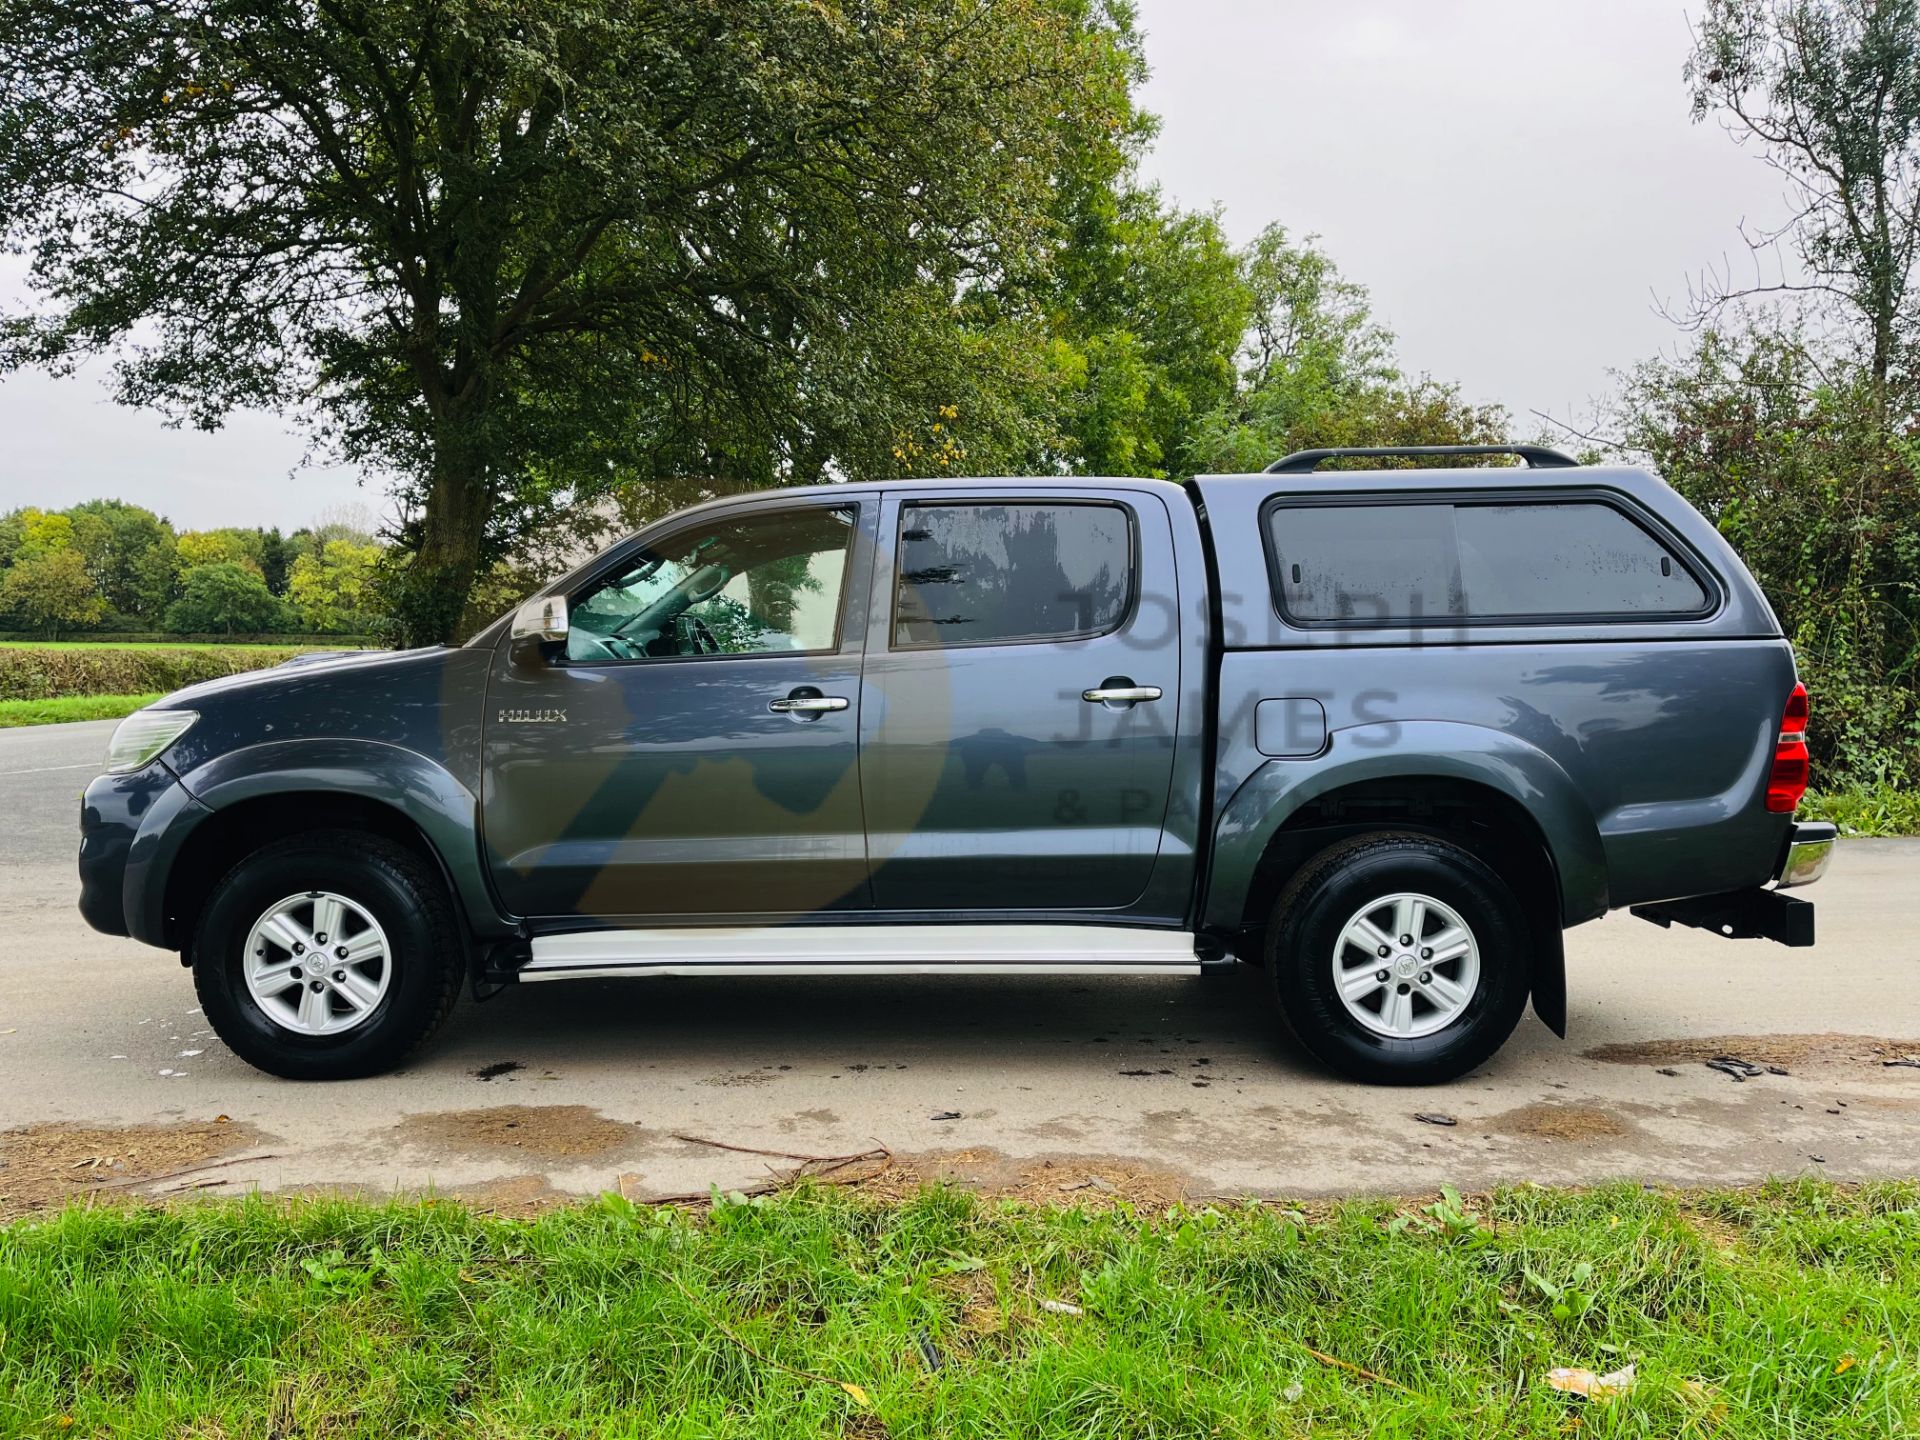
(509, 594), (569, 667)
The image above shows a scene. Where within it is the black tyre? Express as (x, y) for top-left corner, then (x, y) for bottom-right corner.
(1266, 832), (1531, 1084)
(191, 830), (464, 1080)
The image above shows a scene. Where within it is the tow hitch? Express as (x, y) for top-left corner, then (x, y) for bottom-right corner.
(1630, 821), (1834, 948)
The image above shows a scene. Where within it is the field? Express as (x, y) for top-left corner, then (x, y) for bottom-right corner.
(0, 1181), (1913, 1437)
(0, 693), (161, 728)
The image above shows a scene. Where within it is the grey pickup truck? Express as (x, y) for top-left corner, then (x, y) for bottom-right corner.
(79, 444), (1834, 1084)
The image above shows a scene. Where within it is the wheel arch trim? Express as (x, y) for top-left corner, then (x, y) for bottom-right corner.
(132, 739), (507, 948)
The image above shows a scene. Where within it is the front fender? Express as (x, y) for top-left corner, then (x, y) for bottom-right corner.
(1203, 720), (1610, 934)
(141, 738), (505, 942)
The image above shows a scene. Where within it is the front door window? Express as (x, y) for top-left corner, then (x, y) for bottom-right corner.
(567, 506), (855, 663)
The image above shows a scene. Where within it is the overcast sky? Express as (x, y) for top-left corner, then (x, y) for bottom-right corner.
(0, 0), (1789, 533)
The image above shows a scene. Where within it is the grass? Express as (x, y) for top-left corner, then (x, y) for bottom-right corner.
(0, 1180), (1914, 1437)
(0, 692), (161, 727)
(1802, 784), (1920, 837)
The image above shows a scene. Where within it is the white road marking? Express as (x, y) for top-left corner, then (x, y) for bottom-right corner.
(0, 762), (94, 777)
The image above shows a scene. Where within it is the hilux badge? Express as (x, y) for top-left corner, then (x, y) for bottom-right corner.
(498, 708), (567, 724)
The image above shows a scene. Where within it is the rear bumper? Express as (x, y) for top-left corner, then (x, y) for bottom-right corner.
(1774, 820), (1836, 889)
(1628, 821), (1834, 948)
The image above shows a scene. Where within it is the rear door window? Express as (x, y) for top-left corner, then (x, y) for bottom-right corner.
(1270, 497), (1708, 624)
(893, 501), (1134, 646)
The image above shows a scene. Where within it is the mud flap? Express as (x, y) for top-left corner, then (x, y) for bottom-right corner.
(1530, 924), (1567, 1037)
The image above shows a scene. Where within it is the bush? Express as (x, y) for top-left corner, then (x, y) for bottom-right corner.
(1614, 327), (1920, 787)
(1801, 783), (1920, 837)
(164, 562), (289, 634)
(0, 645), (307, 701)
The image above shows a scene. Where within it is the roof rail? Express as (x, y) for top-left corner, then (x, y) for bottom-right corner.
(1264, 444), (1580, 474)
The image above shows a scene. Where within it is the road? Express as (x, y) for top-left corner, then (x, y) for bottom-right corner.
(3, 718), (1917, 1212)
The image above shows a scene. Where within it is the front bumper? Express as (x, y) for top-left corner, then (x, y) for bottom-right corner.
(78, 763), (209, 945)
(1629, 821), (1834, 948)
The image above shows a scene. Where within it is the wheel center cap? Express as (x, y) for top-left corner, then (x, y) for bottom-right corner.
(1394, 954), (1418, 978)
(304, 955), (326, 976)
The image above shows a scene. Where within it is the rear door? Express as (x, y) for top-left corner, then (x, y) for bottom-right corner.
(857, 486), (1181, 913)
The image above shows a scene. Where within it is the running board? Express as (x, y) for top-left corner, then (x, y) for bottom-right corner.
(519, 924), (1202, 981)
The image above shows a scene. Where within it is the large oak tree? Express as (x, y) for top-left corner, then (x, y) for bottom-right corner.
(0, 0), (1137, 641)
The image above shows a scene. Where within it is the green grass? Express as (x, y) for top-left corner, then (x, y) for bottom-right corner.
(0, 692), (161, 727)
(1, 1180), (1914, 1437)
(1802, 783), (1920, 837)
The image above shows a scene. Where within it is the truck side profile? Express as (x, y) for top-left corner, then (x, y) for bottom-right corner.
(78, 445), (1834, 1083)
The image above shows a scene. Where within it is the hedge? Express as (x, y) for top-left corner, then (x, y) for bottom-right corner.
(0, 645), (312, 701)
(0, 631), (372, 647)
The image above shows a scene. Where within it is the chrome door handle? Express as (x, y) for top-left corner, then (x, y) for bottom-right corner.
(1082, 685), (1162, 704)
(768, 695), (849, 713)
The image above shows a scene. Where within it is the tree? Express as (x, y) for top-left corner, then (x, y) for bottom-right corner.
(1610, 324), (1920, 784)
(1685, 0), (1920, 399)
(258, 527), (292, 596)
(1190, 227), (1508, 473)
(175, 529), (263, 574)
(1, 547), (106, 637)
(129, 532), (183, 622)
(1045, 188), (1253, 478)
(164, 561), (287, 634)
(287, 537), (381, 633)
(0, 0), (1138, 643)
(64, 499), (172, 618)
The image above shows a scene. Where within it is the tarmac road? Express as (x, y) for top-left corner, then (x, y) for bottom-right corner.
(3, 719), (1917, 1209)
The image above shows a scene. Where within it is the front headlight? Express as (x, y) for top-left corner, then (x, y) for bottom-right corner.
(105, 709), (198, 775)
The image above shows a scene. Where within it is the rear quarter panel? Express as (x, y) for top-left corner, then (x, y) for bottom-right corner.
(1192, 466), (1798, 929)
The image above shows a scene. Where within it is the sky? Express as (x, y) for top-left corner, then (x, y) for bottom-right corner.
(0, 0), (1791, 533)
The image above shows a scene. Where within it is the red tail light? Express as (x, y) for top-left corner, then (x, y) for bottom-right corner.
(1767, 682), (1810, 813)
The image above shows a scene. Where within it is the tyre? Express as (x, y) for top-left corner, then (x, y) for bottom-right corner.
(191, 830), (464, 1080)
(1266, 832), (1531, 1084)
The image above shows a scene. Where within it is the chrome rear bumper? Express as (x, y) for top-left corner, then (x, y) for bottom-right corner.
(1775, 821), (1837, 889)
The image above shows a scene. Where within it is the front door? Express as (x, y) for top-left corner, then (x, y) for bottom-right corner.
(482, 498), (875, 920)
(857, 487), (1181, 913)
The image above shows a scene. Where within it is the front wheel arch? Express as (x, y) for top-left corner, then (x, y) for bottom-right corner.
(161, 791), (468, 955)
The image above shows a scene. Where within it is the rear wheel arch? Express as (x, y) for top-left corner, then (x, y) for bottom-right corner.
(1228, 775), (1570, 1036)
(1263, 828), (1535, 1082)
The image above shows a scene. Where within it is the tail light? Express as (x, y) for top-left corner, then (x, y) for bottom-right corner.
(1766, 683), (1810, 813)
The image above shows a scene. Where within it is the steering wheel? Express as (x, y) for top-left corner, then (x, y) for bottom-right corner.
(678, 614), (720, 655)
(570, 631), (641, 662)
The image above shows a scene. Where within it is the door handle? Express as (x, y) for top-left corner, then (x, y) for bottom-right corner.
(768, 694), (849, 714)
(1082, 684), (1162, 704)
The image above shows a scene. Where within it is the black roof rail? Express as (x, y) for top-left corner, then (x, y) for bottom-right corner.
(1264, 444), (1580, 474)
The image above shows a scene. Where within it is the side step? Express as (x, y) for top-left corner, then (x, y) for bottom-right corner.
(519, 924), (1203, 981)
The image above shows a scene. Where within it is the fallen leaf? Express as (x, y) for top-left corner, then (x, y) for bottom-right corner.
(1546, 1363), (1636, 1401)
(1835, 1355), (1855, 1375)
(1413, 1112), (1457, 1127)
(839, 1382), (871, 1406)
